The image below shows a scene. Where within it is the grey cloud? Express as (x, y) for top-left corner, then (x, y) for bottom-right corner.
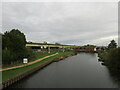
(2, 2), (118, 46)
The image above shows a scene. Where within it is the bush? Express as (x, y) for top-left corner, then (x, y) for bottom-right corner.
(107, 48), (120, 72)
(98, 47), (120, 73)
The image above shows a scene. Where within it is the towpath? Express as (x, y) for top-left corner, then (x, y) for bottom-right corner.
(0, 53), (58, 71)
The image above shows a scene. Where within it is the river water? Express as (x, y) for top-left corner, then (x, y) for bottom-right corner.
(8, 53), (120, 88)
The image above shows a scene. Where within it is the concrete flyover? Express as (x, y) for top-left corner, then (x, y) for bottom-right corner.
(26, 42), (78, 52)
(26, 43), (77, 48)
(26, 42), (98, 52)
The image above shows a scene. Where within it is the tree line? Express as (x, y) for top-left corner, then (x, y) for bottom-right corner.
(2, 29), (33, 65)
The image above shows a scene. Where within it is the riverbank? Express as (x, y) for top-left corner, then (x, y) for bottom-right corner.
(98, 48), (120, 81)
(1, 53), (58, 72)
(98, 48), (120, 70)
(2, 51), (76, 88)
(2, 51), (57, 69)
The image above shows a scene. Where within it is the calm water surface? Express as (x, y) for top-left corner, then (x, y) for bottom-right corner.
(9, 53), (120, 88)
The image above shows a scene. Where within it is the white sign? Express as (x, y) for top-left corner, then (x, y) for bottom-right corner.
(23, 58), (28, 64)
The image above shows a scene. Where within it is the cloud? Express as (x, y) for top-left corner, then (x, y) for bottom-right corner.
(2, 2), (118, 46)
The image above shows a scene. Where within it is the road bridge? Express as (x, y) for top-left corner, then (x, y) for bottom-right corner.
(26, 42), (78, 52)
(26, 42), (98, 52)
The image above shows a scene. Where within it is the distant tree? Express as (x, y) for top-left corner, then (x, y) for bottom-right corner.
(108, 40), (117, 50)
(43, 41), (47, 44)
(84, 44), (95, 47)
(86, 44), (90, 46)
(55, 42), (61, 45)
(27, 41), (33, 43)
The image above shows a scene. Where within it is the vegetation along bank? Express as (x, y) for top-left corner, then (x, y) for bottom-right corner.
(98, 40), (120, 80)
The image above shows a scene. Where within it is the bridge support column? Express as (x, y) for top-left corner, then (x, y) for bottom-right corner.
(48, 46), (50, 53)
(62, 46), (65, 52)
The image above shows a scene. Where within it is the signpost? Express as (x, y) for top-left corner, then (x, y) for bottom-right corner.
(23, 58), (28, 67)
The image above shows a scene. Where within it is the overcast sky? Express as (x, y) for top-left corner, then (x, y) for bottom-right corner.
(2, 2), (118, 46)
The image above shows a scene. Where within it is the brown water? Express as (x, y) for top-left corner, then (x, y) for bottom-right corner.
(8, 53), (120, 88)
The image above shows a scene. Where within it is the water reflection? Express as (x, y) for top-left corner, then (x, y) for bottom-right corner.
(108, 69), (120, 87)
(78, 52), (96, 56)
(99, 59), (120, 87)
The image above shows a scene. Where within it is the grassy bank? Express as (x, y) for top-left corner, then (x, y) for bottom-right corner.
(2, 50), (56, 69)
(2, 51), (74, 82)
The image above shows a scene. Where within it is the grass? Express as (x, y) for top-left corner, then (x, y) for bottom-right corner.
(29, 50), (57, 62)
(2, 51), (74, 82)
(2, 50), (57, 69)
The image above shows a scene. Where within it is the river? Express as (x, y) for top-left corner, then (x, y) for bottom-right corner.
(8, 53), (120, 88)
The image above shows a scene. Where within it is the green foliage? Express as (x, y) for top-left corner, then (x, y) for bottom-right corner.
(2, 48), (12, 64)
(2, 51), (74, 81)
(107, 48), (120, 72)
(98, 40), (120, 73)
(2, 29), (30, 65)
(98, 51), (108, 62)
(26, 47), (34, 60)
(84, 44), (95, 47)
(108, 40), (117, 50)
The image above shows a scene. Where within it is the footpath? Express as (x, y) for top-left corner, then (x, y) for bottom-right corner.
(0, 53), (58, 71)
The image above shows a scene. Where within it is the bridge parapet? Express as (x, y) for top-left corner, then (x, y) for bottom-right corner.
(26, 43), (77, 48)
(26, 43), (98, 52)
(75, 46), (97, 52)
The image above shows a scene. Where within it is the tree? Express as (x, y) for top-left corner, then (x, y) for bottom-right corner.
(84, 44), (95, 47)
(43, 41), (47, 44)
(2, 48), (15, 64)
(108, 40), (117, 50)
(2, 29), (28, 64)
(55, 42), (61, 45)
